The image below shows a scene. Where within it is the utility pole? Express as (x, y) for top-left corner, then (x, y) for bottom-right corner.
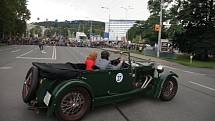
(78, 23), (80, 32)
(83, 23), (84, 32)
(157, 0), (163, 58)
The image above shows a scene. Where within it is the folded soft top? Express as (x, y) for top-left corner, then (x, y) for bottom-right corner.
(32, 62), (86, 80)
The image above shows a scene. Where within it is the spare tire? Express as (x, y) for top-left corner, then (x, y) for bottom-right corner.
(22, 66), (39, 103)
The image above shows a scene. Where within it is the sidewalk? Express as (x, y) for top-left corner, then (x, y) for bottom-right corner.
(102, 48), (215, 77)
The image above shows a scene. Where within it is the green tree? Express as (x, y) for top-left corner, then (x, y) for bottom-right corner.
(142, 16), (159, 45)
(127, 22), (143, 43)
(30, 26), (42, 37)
(166, 0), (185, 39)
(146, 0), (215, 60)
(35, 20), (105, 38)
(173, 0), (215, 60)
(143, 0), (175, 45)
(0, 0), (30, 39)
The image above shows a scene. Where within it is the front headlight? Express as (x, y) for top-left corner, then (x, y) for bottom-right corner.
(156, 65), (164, 73)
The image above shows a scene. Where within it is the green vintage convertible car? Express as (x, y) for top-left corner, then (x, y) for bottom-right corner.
(22, 51), (178, 121)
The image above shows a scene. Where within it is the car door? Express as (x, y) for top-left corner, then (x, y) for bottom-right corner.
(82, 70), (110, 97)
(107, 68), (134, 94)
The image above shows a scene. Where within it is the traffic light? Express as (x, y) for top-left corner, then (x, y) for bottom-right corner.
(154, 24), (160, 31)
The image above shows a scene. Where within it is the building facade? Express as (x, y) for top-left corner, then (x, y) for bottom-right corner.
(105, 19), (136, 41)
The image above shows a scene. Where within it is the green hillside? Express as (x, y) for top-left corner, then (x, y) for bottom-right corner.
(34, 20), (105, 38)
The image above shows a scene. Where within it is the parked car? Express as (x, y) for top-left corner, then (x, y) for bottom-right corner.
(22, 51), (178, 121)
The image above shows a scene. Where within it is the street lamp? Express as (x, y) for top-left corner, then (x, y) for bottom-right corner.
(101, 6), (110, 38)
(120, 6), (133, 20)
(120, 6), (133, 42)
(157, 0), (163, 58)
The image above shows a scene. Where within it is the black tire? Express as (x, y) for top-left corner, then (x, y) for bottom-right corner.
(55, 87), (91, 121)
(22, 66), (39, 103)
(160, 77), (178, 101)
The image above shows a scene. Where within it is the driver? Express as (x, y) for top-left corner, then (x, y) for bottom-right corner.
(95, 50), (123, 70)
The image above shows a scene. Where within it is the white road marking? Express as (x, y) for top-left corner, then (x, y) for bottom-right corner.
(0, 66), (12, 69)
(163, 65), (206, 76)
(52, 46), (55, 59)
(41, 50), (47, 53)
(16, 46), (56, 60)
(189, 81), (215, 91)
(16, 48), (34, 58)
(11, 49), (21, 53)
(52, 46), (56, 60)
(54, 46), (56, 59)
(16, 57), (53, 60)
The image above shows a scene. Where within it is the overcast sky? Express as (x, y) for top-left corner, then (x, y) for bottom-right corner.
(27, 0), (150, 22)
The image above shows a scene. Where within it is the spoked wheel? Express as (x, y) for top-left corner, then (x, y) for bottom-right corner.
(160, 77), (178, 101)
(22, 69), (32, 99)
(22, 66), (39, 103)
(55, 87), (91, 121)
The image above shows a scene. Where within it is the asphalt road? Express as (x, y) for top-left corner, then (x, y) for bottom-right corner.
(0, 45), (214, 121)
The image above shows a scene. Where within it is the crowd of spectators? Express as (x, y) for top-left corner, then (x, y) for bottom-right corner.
(0, 36), (145, 52)
(0, 36), (76, 46)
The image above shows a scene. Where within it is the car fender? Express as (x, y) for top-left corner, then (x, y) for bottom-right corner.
(46, 80), (94, 117)
(153, 71), (178, 98)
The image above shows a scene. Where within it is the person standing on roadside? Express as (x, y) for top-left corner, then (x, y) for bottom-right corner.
(38, 40), (43, 51)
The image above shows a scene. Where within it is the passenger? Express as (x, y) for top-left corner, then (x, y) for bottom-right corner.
(85, 50), (97, 70)
(95, 50), (123, 70)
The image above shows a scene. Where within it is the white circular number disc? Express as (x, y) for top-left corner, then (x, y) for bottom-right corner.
(116, 73), (123, 83)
